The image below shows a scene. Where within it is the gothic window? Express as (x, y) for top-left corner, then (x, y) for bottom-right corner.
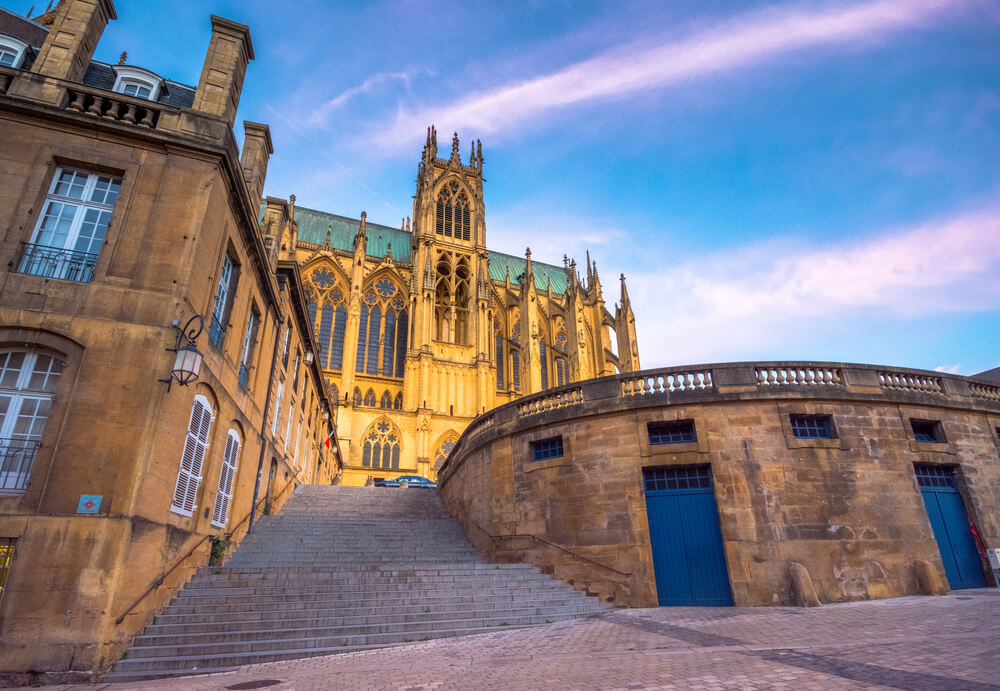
(355, 278), (408, 377)
(363, 388), (377, 407)
(379, 390), (392, 409)
(494, 320), (505, 390)
(361, 418), (401, 470)
(554, 317), (568, 353)
(555, 357), (568, 387)
(511, 350), (521, 392)
(0, 349), (64, 492)
(352, 387), (363, 406)
(304, 265), (347, 371)
(434, 253), (471, 345)
(393, 392), (403, 410)
(433, 433), (459, 471)
(539, 338), (549, 390)
(435, 181), (471, 241)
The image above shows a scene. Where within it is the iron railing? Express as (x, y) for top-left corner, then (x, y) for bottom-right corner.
(16, 243), (98, 283)
(0, 439), (41, 492)
(208, 314), (226, 348)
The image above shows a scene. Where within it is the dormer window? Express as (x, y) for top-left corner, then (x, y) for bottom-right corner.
(0, 35), (30, 69)
(111, 65), (164, 101)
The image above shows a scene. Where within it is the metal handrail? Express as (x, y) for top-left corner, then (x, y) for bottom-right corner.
(15, 242), (98, 283)
(115, 480), (298, 626)
(467, 519), (630, 578)
(0, 438), (41, 492)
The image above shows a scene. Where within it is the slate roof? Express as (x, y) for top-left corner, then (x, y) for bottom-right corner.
(290, 205), (567, 293)
(0, 7), (48, 49)
(80, 61), (196, 108)
(972, 367), (1000, 384)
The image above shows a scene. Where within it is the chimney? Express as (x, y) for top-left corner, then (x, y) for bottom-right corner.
(191, 15), (254, 126)
(240, 121), (273, 205)
(31, 0), (117, 82)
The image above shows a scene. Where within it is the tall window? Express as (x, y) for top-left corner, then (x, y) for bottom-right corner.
(211, 430), (241, 528)
(210, 253), (239, 347)
(271, 377), (284, 436)
(362, 418), (401, 470)
(434, 254), (471, 344)
(539, 338), (549, 390)
(363, 388), (377, 407)
(291, 350), (301, 394)
(494, 320), (505, 390)
(393, 392), (403, 410)
(511, 350), (521, 392)
(435, 180), (471, 240)
(0, 350), (63, 492)
(282, 325), (292, 368)
(352, 387), (362, 406)
(239, 309), (259, 389)
(172, 395), (214, 516)
(18, 167), (121, 283)
(304, 267), (347, 371)
(355, 278), (407, 377)
(554, 357), (568, 387)
(380, 390), (392, 409)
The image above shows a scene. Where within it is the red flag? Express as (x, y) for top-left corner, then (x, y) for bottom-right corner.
(970, 523), (987, 559)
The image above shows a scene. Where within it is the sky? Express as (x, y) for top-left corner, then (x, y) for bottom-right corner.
(10, 0), (999, 374)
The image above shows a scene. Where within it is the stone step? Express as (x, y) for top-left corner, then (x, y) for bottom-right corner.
(147, 602), (606, 635)
(193, 563), (535, 578)
(184, 573), (549, 589)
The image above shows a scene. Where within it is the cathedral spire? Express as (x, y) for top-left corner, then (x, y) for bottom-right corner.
(620, 273), (631, 305)
(450, 132), (461, 163)
(353, 211), (367, 253)
(523, 247), (533, 286)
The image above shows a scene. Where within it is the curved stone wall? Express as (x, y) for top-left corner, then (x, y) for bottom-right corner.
(437, 362), (1000, 607)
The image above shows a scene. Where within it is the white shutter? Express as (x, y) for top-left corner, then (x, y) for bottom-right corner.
(171, 395), (213, 517)
(211, 430), (240, 528)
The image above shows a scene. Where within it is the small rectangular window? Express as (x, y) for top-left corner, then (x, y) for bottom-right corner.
(0, 538), (15, 604)
(914, 463), (956, 488)
(790, 414), (834, 439)
(238, 309), (259, 389)
(648, 420), (696, 445)
(911, 419), (943, 443)
(644, 465), (712, 492)
(531, 436), (564, 461)
(210, 253), (240, 347)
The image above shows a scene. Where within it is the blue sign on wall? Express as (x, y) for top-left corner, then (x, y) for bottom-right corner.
(77, 495), (102, 514)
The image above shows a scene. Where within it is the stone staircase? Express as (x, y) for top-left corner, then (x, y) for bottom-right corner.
(104, 485), (609, 682)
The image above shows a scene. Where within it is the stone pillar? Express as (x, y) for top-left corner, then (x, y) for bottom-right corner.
(30, 0), (116, 83)
(191, 16), (254, 126)
(241, 121), (273, 207)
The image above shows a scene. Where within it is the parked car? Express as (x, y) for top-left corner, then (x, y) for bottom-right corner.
(374, 475), (437, 488)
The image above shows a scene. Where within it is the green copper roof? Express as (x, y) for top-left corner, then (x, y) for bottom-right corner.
(294, 205), (413, 263)
(488, 252), (568, 294)
(264, 203), (567, 293)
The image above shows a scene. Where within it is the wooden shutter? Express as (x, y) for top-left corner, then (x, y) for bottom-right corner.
(211, 430), (240, 528)
(171, 396), (213, 516)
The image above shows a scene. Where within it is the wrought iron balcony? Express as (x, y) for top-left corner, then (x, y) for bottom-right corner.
(16, 242), (98, 283)
(0, 438), (41, 492)
(208, 315), (226, 348)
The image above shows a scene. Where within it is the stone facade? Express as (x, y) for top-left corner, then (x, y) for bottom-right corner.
(269, 128), (641, 486)
(438, 363), (1000, 608)
(0, 2), (336, 680)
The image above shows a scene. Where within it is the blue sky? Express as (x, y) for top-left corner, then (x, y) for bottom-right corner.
(12, 0), (999, 373)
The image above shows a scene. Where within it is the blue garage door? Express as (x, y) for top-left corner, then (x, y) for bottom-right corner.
(643, 465), (733, 606)
(915, 464), (986, 590)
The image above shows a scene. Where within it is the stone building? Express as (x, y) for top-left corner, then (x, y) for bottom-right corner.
(267, 127), (641, 485)
(0, 1), (336, 680)
(439, 363), (1000, 608)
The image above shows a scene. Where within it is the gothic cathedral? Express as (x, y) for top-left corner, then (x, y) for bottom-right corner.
(261, 128), (641, 485)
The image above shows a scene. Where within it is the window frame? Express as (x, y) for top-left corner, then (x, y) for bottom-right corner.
(209, 252), (240, 348)
(0, 35), (29, 69)
(530, 436), (564, 462)
(789, 414), (835, 440)
(648, 419), (698, 445)
(911, 418), (945, 444)
(111, 65), (164, 101)
(0, 349), (64, 492)
(238, 308), (260, 389)
(0, 538), (15, 606)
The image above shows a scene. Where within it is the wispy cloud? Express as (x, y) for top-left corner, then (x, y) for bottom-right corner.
(373, 0), (966, 149)
(308, 70), (425, 127)
(627, 204), (1000, 367)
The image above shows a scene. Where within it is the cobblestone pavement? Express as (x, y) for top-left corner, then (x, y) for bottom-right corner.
(35, 589), (1000, 691)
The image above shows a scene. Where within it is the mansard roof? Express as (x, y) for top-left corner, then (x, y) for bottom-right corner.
(80, 60), (196, 108)
(288, 205), (567, 293)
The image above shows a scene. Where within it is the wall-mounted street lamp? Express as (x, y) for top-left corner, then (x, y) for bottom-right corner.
(159, 315), (205, 392)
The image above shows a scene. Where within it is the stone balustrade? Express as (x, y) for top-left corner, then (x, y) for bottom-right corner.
(622, 369), (714, 396)
(878, 370), (942, 394)
(756, 365), (841, 387)
(64, 86), (162, 128)
(516, 386), (583, 417)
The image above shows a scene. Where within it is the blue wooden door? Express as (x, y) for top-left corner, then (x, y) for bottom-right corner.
(643, 465), (733, 606)
(915, 465), (986, 590)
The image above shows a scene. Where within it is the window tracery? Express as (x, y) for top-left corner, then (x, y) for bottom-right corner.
(379, 390), (392, 409)
(434, 253), (471, 344)
(355, 275), (408, 377)
(494, 319), (505, 390)
(304, 264), (348, 371)
(435, 181), (471, 241)
(362, 418), (401, 469)
(433, 433), (459, 471)
(352, 387), (362, 406)
(363, 388), (376, 407)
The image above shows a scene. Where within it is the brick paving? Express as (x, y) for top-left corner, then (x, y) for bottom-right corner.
(29, 589), (1000, 690)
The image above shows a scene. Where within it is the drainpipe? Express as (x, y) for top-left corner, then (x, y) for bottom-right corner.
(249, 311), (284, 534)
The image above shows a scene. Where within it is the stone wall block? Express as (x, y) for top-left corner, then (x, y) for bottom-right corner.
(913, 559), (948, 595)
(788, 561), (821, 607)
